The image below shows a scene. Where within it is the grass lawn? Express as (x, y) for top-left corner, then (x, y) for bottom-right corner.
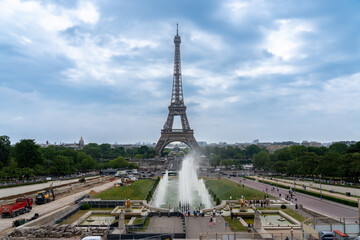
(205, 179), (273, 201)
(223, 216), (248, 231)
(94, 179), (154, 200)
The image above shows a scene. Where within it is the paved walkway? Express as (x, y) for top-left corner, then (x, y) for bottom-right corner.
(145, 216), (184, 233)
(254, 176), (359, 201)
(186, 216), (232, 239)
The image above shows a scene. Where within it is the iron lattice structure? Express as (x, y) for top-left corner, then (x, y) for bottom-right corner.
(155, 26), (199, 156)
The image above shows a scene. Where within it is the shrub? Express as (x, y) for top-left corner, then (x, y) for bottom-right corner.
(80, 203), (91, 210)
(280, 204), (286, 209)
(216, 198), (221, 206)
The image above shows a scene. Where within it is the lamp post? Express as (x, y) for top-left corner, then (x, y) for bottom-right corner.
(294, 177), (296, 193)
(319, 174), (322, 200)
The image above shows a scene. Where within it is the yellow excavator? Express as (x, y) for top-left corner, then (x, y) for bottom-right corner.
(35, 189), (55, 205)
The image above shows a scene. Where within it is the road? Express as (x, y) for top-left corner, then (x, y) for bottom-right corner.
(230, 176), (359, 222)
(0, 176), (99, 199)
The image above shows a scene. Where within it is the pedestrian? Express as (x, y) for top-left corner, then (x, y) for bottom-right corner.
(290, 227), (294, 240)
(225, 220), (228, 230)
(231, 212), (234, 220)
(248, 223), (251, 232)
(209, 216), (213, 227)
(213, 216), (216, 225)
(213, 208), (216, 217)
(219, 210), (222, 217)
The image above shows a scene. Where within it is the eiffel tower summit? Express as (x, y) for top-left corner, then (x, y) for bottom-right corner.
(155, 25), (199, 156)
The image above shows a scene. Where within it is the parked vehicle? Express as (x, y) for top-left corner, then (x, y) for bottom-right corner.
(333, 230), (349, 240)
(0, 197), (33, 218)
(35, 189), (55, 205)
(318, 231), (334, 240)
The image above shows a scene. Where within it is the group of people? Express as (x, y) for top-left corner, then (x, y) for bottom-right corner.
(184, 208), (205, 217)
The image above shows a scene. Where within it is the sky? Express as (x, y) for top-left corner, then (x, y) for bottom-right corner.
(1, 0), (360, 145)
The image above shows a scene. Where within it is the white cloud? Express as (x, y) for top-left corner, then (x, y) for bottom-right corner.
(299, 73), (360, 113)
(262, 19), (314, 60)
(218, 0), (271, 25)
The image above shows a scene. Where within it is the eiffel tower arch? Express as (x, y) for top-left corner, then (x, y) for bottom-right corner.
(155, 25), (199, 156)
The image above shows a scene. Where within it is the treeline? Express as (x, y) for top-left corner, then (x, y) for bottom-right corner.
(252, 142), (360, 182)
(0, 136), (155, 179)
(201, 145), (262, 168)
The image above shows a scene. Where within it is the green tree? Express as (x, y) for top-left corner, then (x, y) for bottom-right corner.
(253, 150), (271, 170)
(0, 135), (11, 166)
(298, 152), (318, 176)
(82, 143), (102, 159)
(221, 159), (235, 168)
(245, 145), (262, 159)
(109, 156), (129, 169)
(272, 161), (287, 174)
(13, 139), (43, 168)
(329, 143), (348, 154)
(0, 159), (20, 179)
(209, 155), (221, 167)
(347, 142), (360, 154)
(50, 155), (76, 176)
(80, 156), (97, 171)
(134, 154), (143, 159)
(316, 151), (340, 177)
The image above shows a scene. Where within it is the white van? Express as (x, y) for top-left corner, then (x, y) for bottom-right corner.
(82, 236), (102, 240)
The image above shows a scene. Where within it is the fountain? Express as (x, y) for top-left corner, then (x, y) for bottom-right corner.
(152, 152), (213, 210)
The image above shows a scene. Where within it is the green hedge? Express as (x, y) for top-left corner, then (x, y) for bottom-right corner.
(244, 176), (255, 181)
(258, 179), (290, 189)
(145, 177), (160, 202)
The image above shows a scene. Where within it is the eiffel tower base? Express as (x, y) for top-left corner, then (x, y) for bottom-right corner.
(155, 130), (199, 157)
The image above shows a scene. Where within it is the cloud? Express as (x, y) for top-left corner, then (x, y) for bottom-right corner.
(262, 19), (315, 60)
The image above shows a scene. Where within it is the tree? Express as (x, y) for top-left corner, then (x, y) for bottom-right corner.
(347, 142), (360, 154)
(298, 152), (318, 176)
(253, 150), (271, 170)
(50, 155), (76, 176)
(245, 145), (262, 159)
(13, 139), (43, 168)
(0, 158), (20, 179)
(82, 143), (102, 159)
(209, 155), (221, 167)
(272, 161), (287, 174)
(316, 151), (340, 177)
(80, 156), (97, 171)
(329, 143), (348, 154)
(109, 156), (129, 169)
(0, 135), (11, 166)
(221, 159), (235, 168)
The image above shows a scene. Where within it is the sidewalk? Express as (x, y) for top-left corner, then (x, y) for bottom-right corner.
(186, 216), (232, 239)
(253, 176), (359, 202)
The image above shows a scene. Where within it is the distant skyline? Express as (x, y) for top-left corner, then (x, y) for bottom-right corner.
(1, 0), (360, 144)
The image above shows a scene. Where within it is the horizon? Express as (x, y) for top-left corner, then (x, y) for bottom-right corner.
(1, 1), (360, 144)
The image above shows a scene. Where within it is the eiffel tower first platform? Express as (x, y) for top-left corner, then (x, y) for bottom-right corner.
(155, 26), (199, 156)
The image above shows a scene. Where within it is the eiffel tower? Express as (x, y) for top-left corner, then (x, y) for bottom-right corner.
(155, 25), (199, 156)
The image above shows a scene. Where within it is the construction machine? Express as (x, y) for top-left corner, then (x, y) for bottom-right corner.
(35, 188), (55, 205)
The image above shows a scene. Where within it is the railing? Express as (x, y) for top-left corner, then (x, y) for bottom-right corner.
(199, 232), (304, 240)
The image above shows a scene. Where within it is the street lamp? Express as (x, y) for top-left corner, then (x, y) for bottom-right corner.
(319, 174), (322, 200)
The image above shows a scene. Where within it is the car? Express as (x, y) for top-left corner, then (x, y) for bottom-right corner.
(230, 174), (236, 177)
(319, 231), (334, 240)
(353, 236), (360, 240)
